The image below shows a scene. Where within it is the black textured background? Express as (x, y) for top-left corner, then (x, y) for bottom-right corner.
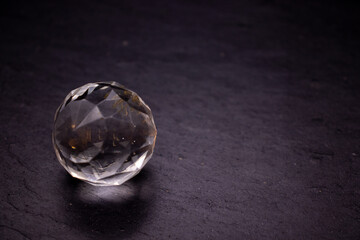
(1, 1), (360, 239)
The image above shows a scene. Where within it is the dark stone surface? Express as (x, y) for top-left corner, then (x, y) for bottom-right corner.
(0, 0), (359, 239)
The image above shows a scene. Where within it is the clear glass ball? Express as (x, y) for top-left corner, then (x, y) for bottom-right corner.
(52, 82), (157, 186)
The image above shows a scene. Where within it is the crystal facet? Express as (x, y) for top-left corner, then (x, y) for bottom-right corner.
(52, 82), (157, 186)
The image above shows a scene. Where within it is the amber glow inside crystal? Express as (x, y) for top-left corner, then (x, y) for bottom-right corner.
(52, 82), (157, 186)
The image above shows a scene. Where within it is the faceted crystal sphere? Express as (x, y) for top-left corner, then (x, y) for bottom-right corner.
(52, 82), (157, 186)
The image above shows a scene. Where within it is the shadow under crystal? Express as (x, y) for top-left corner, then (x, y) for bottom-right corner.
(60, 168), (155, 239)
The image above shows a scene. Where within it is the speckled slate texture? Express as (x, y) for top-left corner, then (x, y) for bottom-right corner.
(0, 0), (359, 239)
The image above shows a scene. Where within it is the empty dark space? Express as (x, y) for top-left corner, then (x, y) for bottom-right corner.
(0, 0), (359, 239)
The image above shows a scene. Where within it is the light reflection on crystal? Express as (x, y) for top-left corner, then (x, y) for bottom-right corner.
(52, 82), (157, 186)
